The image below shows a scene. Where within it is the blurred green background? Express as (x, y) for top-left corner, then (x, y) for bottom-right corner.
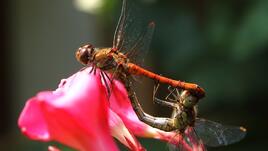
(0, 0), (267, 150)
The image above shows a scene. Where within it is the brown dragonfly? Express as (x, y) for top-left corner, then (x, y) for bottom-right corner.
(75, 0), (205, 133)
(75, 0), (205, 98)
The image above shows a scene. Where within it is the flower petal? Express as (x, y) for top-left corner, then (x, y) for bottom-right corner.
(109, 109), (145, 151)
(18, 68), (119, 151)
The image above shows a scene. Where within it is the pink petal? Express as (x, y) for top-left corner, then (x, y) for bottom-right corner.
(18, 68), (118, 151)
(109, 109), (145, 151)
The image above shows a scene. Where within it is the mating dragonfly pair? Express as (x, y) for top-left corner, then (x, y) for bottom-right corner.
(75, 0), (246, 150)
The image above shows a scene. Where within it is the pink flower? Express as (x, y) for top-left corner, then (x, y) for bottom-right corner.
(18, 68), (118, 151)
(18, 67), (204, 151)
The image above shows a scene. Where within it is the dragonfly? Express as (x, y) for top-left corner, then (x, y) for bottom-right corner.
(149, 85), (247, 150)
(75, 0), (205, 98)
(75, 0), (205, 134)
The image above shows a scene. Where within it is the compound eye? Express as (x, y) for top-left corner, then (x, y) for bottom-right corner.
(76, 44), (95, 65)
(184, 95), (198, 107)
(181, 90), (198, 108)
(84, 44), (95, 55)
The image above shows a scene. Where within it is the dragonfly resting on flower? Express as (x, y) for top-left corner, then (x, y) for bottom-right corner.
(75, 0), (205, 98)
(75, 0), (206, 135)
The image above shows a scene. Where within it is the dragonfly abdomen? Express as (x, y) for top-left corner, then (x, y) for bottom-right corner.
(127, 63), (205, 98)
(120, 76), (183, 132)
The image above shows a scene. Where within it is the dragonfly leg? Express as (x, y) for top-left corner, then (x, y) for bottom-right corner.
(110, 63), (124, 83)
(93, 66), (97, 74)
(102, 71), (112, 83)
(79, 66), (87, 71)
(100, 71), (112, 99)
(166, 86), (183, 102)
(152, 81), (160, 103)
(153, 82), (177, 102)
(89, 65), (95, 74)
(89, 64), (98, 75)
(166, 86), (176, 99)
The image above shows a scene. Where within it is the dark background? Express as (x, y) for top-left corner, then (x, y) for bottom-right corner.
(0, 0), (267, 150)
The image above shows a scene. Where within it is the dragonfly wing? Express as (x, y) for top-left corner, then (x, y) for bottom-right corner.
(194, 118), (247, 147)
(167, 144), (180, 151)
(113, 0), (128, 49)
(184, 127), (207, 151)
(168, 144), (193, 151)
(167, 128), (206, 151)
(125, 22), (155, 65)
(113, 0), (155, 65)
(166, 132), (185, 151)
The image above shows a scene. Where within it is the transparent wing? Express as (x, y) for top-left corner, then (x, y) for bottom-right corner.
(194, 118), (247, 147)
(183, 127), (206, 151)
(113, 0), (155, 65)
(125, 22), (155, 65)
(166, 132), (184, 151)
(167, 144), (181, 151)
(113, 0), (128, 50)
(168, 128), (206, 151)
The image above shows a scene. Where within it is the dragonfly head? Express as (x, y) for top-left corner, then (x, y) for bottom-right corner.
(181, 90), (199, 108)
(76, 44), (96, 65)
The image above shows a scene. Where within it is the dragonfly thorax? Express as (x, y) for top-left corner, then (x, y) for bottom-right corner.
(168, 90), (198, 131)
(76, 44), (129, 72)
(172, 105), (196, 132)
